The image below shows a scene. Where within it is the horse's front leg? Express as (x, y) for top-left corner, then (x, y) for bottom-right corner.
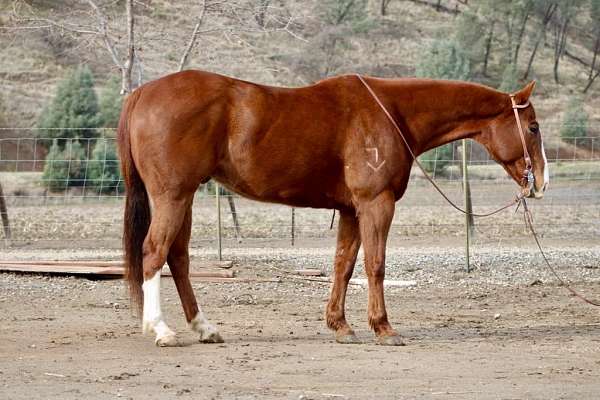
(357, 190), (404, 346)
(326, 209), (362, 344)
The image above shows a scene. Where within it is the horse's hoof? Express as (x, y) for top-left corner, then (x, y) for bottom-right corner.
(336, 334), (361, 344)
(376, 335), (405, 346)
(155, 334), (179, 347)
(335, 331), (362, 344)
(200, 331), (224, 344)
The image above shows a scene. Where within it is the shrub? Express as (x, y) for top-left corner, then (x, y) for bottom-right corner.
(415, 38), (471, 82)
(42, 139), (87, 191)
(37, 65), (101, 143)
(560, 97), (588, 144)
(87, 139), (123, 193)
(418, 144), (455, 176)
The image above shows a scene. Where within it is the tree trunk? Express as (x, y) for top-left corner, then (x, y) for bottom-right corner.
(523, 3), (556, 80)
(0, 181), (10, 239)
(523, 36), (541, 80)
(588, 36), (600, 80)
(122, 0), (135, 94)
(483, 21), (494, 77)
(583, 70), (600, 93)
(553, 16), (569, 84)
(584, 36), (600, 93)
(513, 7), (531, 65)
(381, 0), (392, 16)
(256, 0), (270, 27)
(583, 71), (600, 93)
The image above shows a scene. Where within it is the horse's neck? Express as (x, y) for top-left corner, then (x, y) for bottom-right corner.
(375, 79), (509, 154)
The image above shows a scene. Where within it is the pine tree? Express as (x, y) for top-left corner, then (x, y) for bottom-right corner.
(42, 140), (68, 191)
(88, 139), (123, 194)
(64, 140), (88, 188)
(41, 139), (88, 191)
(37, 65), (101, 143)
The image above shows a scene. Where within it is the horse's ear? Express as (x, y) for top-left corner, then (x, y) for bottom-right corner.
(512, 80), (536, 104)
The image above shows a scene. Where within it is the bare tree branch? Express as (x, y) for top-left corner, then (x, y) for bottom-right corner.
(176, 0), (305, 73)
(7, 0), (136, 93)
(178, 0), (207, 72)
(86, 0), (123, 69)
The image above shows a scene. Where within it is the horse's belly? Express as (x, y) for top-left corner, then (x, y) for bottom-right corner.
(213, 162), (342, 209)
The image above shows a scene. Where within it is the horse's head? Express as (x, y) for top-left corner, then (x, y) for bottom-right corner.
(481, 81), (548, 199)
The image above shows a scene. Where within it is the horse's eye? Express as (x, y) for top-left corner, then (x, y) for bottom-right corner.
(529, 123), (539, 134)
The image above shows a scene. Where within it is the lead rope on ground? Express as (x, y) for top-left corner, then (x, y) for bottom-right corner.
(355, 74), (600, 307)
(520, 198), (600, 306)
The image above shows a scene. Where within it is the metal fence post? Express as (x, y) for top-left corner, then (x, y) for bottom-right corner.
(0, 180), (11, 240)
(215, 182), (222, 261)
(462, 139), (472, 272)
(291, 207), (295, 246)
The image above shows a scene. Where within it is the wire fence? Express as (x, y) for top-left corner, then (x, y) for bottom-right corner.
(0, 133), (599, 249)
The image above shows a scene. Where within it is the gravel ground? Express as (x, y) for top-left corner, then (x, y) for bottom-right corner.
(2, 239), (599, 288)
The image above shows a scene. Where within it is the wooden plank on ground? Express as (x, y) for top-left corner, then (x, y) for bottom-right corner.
(0, 263), (234, 279)
(0, 260), (122, 267)
(0, 259), (233, 270)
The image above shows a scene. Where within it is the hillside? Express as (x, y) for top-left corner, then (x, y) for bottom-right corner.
(1, 0), (599, 151)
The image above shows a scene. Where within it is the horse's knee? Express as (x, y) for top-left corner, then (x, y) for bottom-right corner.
(142, 240), (168, 279)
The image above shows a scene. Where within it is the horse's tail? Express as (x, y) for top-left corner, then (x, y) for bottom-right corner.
(117, 88), (148, 317)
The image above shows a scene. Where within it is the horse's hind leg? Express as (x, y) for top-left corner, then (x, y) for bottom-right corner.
(141, 193), (191, 347)
(326, 209), (362, 344)
(167, 205), (223, 343)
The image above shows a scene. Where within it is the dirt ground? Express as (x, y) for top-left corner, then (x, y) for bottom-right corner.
(1, 252), (599, 400)
(1, 179), (598, 399)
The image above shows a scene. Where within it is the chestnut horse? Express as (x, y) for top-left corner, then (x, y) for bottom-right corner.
(117, 70), (548, 346)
